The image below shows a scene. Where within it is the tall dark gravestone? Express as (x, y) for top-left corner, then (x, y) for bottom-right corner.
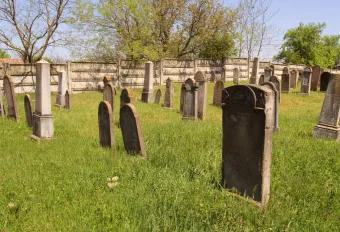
(154, 89), (162, 104)
(3, 75), (18, 121)
(320, 72), (332, 92)
(103, 83), (115, 112)
(311, 66), (322, 91)
(221, 85), (273, 206)
(182, 78), (198, 120)
(300, 67), (312, 95)
(195, 71), (207, 120)
(24, 94), (33, 127)
(281, 67), (290, 93)
(180, 83), (185, 112)
(213, 80), (224, 106)
(290, 69), (298, 88)
(163, 78), (174, 108)
(65, 90), (70, 110)
(120, 103), (146, 156)
(261, 82), (279, 131)
(313, 75), (340, 141)
(120, 88), (132, 108)
(269, 76), (281, 102)
(98, 101), (113, 148)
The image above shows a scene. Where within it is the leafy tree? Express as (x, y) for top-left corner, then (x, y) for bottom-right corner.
(0, 48), (10, 58)
(199, 33), (235, 60)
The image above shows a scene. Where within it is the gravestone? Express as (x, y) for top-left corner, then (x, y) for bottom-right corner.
(290, 69), (298, 88)
(311, 66), (322, 91)
(270, 64), (275, 76)
(300, 67), (312, 95)
(163, 78), (174, 108)
(103, 76), (112, 87)
(0, 93), (5, 117)
(320, 72), (332, 92)
(213, 80), (224, 106)
(24, 94), (33, 127)
(182, 78), (198, 120)
(180, 83), (185, 112)
(261, 82), (279, 131)
(313, 75), (340, 141)
(249, 57), (259, 84)
(141, 61), (154, 103)
(221, 85), (273, 206)
(263, 66), (272, 83)
(120, 103), (146, 155)
(3, 75), (18, 121)
(259, 75), (264, 85)
(98, 101), (113, 147)
(32, 60), (54, 140)
(154, 89), (162, 104)
(233, 68), (240, 85)
(56, 71), (67, 107)
(195, 71), (207, 120)
(269, 76), (281, 102)
(281, 67), (290, 93)
(65, 90), (70, 109)
(120, 88), (132, 108)
(103, 83), (115, 112)
(210, 72), (216, 83)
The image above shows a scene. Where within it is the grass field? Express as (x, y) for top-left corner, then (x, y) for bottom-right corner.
(0, 83), (339, 231)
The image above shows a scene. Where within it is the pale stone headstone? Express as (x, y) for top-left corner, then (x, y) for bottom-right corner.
(154, 89), (162, 104)
(221, 85), (273, 206)
(311, 66), (322, 91)
(320, 72), (331, 92)
(3, 75), (18, 121)
(290, 69), (298, 88)
(264, 66), (272, 83)
(194, 70), (205, 82)
(182, 78), (198, 120)
(163, 78), (173, 108)
(269, 76), (281, 102)
(281, 67), (290, 93)
(103, 83), (115, 112)
(261, 82), (279, 131)
(180, 83), (185, 112)
(141, 61), (154, 103)
(195, 71), (207, 120)
(24, 94), (33, 127)
(65, 90), (70, 110)
(0, 93), (5, 117)
(120, 88), (131, 108)
(300, 67), (312, 95)
(120, 103), (146, 155)
(313, 75), (340, 141)
(32, 60), (54, 140)
(249, 57), (259, 84)
(233, 68), (240, 85)
(98, 101), (113, 147)
(213, 80), (224, 106)
(56, 71), (67, 107)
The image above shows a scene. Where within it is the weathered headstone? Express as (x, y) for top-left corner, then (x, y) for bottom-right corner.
(233, 68), (240, 85)
(281, 67), (290, 93)
(195, 71), (207, 120)
(210, 72), (216, 83)
(311, 66), (322, 91)
(264, 66), (272, 83)
(56, 71), (67, 107)
(0, 93), (5, 117)
(290, 69), (298, 88)
(103, 76), (112, 87)
(141, 61), (154, 103)
(269, 76), (281, 102)
(3, 75), (18, 121)
(180, 83), (185, 112)
(120, 103), (146, 155)
(270, 64), (275, 76)
(182, 78), (198, 120)
(259, 75), (265, 85)
(300, 67), (312, 95)
(103, 83), (115, 112)
(261, 82), (279, 131)
(221, 85), (273, 206)
(213, 80), (224, 106)
(249, 57), (259, 84)
(32, 60), (54, 140)
(65, 90), (70, 109)
(24, 94), (33, 127)
(313, 75), (340, 141)
(154, 89), (162, 104)
(320, 72), (332, 92)
(120, 88), (131, 108)
(98, 101), (113, 147)
(163, 78), (174, 108)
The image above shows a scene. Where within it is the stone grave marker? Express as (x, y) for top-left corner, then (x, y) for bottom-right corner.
(3, 75), (18, 121)
(233, 68), (240, 85)
(269, 75), (281, 102)
(221, 85), (273, 206)
(98, 101), (113, 147)
(65, 90), (71, 109)
(290, 69), (298, 88)
(154, 89), (162, 104)
(261, 82), (279, 131)
(264, 66), (272, 83)
(311, 66), (322, 91)
(320, 72), (332, 92)
(300, 67), (312, 95)
(103, 76), (112, 87)
(141, 61), (154, 103)
(120, 88), (132, 108)
(313, 75), (340, 141)
(213, 80), (224, 106)
(270, 64), (275, 76)
(259, 75), (264, 85)
(56, 71), (67, 107)
(103, 83), (115, 112)
(182, 78), (198, 120)
(24, 94), (33, 127)
(0, 92), (5, 117)
(281, 67), (290, 93)
(195, 71), (207, 120)
(120, 103), (146, 156)
(163, 78), (174, 108)
(194, 70), (205, 82)
(210, 72), (216, 83)
(180, 83), (185, 112)
(249, 57), (259, 84)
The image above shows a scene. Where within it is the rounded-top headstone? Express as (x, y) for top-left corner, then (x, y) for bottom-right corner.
(194, 71), (205, 82)
(98, 101), (113, 148)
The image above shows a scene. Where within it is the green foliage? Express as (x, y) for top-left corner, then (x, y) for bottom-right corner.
(0, 84), (339, 231)
(199, 33), (235, 60)
(0, 48), (10, 58)
(275, 23), (340, 68)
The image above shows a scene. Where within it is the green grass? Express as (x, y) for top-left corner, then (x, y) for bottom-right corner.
(0, 83), (339, 231)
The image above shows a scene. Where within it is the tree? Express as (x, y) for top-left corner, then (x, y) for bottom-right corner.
(0, 48), (10, 58)
(0, 0), (72, 63)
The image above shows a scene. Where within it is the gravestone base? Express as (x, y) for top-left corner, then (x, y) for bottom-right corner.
(31, 113), (54, 140)
(313, 124), (340, 141)
(141, 89), (153, 103)
(55, 94), (65, 107)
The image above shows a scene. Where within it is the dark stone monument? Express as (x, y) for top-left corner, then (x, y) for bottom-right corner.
(24, 94), (33, 127)
(180, 83), (185, 112)
(195, 71), (207, 120)
(163, 78), (174, 108)
(281, 67), (290, 93)
(182, 78), (198, 120)
(98, 101), (113, 148)
(103, 83), (115, 112)
(313, 75), (340, 141)
(311, 66), (322, 91)
(269, 76), (281, 102)
(213, 80), (224, 106)
(261, 82), (279, 131)
(290, 69), (298, 88)
(154, 89), (162, 104)
(3, 75), (18, 121)
(120, 88), (132, 108)
(301, 67), (312, 95)
(65, 90), (70, 110)
(221, 85), (273, 206)
(320, 72), (332, 92)
(120, 103), (146, 155)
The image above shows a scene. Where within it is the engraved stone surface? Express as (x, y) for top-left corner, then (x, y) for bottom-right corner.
(233, 68), (240, 85)
(3, 75), (18, 121)
(195, 72), (207, 120)
(24, 94), (33, 127)
(301, 67), (312, 95)
(163, 78), (174, 108)
(120, 88), (132, 108)
(281, 67), (290, 93)
(98, 101), (113, 147)
(290, 69), (298, 88)
(269, 75), (281, 102)
(249, 57), (259, 84)
(213, 80), (224, 106)
(154, 89), (162, 104)
(182, 78), (198, 120)
(311, 66), (322, 91)
(261, 82), (279, 131)
(141, 61), (154, 103)
(103, 83), (115, 112)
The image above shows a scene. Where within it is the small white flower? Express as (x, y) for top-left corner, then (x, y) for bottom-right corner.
(107, 182), (119, 189)
(111, 176), (119, 182)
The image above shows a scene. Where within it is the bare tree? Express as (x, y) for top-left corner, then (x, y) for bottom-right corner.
(0, 0), (71, 63)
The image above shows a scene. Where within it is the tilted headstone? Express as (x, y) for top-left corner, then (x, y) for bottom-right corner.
(3, 75), (18, 121)
(311, 66), (322, 91)
(320, 72), (332, 92)
(163, 78), (174, 108)
(182, 78), (198, 120)
(290, 69), (298, 88)
(233, 68), (240, 85)
(56, 71), (67, 107)
(180, 83), (185, 112)
(249, 57), (259, 84)
(32, 60), (54, 140)
(103, 83), (115, 112)
(141, 61), (154, 103)
(221, 85), (273, 206)
(195, 71), (207, 120)
(261, 82), (279, 131)
(213, 80), (224, 106)
(65, 90), (71, 110)
(313, 75), (340, 141)
(269, 76), (281, 102)
(300, 67), (312, 95)
(154, 89), (162, 104)
(120, 103), (146, 156)
(0, 93), (5, 117)
(98, 101), (114, 147)
(120, 88), (132, 108)
(24, 94), (33, 127)
(281, 67), (290, 93)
